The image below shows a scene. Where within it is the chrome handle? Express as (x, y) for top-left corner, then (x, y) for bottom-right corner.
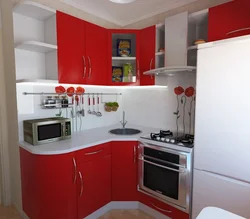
(85, 149), (103, 156)
(226, 27), (250, 36)
(88, 56), (92, 79)
(82, 56), (86, 78)
(133, 145), (136, 163)
(149, 58), (153, 70)
(78, 171), (83, 197)
(150, 202), (172, 213)
(72, 157), (77, 184)
(139, 157), (185, 173)
(143, 155), (185, 168)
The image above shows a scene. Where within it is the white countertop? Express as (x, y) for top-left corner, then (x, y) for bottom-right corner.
(19, 124), (159, 155)
(197, 207), (246, 219)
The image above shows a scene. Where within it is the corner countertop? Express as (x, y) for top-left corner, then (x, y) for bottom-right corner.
(197, 207), (246, 219)
(19, 124), (159, 155)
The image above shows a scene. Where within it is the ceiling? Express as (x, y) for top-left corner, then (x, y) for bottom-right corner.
(61, 0), (198, 27)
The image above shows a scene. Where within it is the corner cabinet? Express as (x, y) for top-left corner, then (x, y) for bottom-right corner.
(108, 29), (141, 86)
(111, 141), (139, 201)
(57, 11), (108, 85)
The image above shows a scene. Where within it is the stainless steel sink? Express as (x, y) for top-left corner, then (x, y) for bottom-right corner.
(109, 128), (141, 135)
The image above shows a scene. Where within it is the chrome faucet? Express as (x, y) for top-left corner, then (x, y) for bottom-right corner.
(120, 111), (127, 128)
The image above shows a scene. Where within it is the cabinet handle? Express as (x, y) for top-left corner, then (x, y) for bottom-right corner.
(226, 27), (250, 36)
(85, 149), (103, 156)
(78, 171), (83, 197)
(133, 145), (136, 163)
(72, 157), (77, 184)
(87, 56), (92, 79)
(82, 56), (87, 78)
(150, 202), (172, 213)
(149, 58), (153, 70)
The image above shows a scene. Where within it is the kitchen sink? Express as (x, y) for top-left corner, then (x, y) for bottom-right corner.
(109, 128), (141, 135)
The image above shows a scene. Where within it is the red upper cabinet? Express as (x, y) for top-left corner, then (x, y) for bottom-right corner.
(76, 143), (112, 219)
(57, 12), (108, 85)
(85, 22), (108, 85)
(108, 29), (140, 86)
(20, 148), (77, 219)
(140, 26), (156, 85)
(57, 11), (86, 84)
(111, 141), (139, 201)
(208, 0), (250, 42)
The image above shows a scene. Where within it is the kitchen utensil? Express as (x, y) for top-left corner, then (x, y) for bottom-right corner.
(96, 95), (102, 117)
(88, 95), (92, 114)
(79, 96), (85, 117)
(92, 95), (97, 115)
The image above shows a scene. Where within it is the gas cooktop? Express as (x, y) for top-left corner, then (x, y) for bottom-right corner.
(140, 130), (194, 148)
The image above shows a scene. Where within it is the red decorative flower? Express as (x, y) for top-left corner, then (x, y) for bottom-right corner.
(185, 87), (195, 97)
(55, 86), (66, 94)
(76, 86), (85, 95)
(174, 86), (184, 95)
(67, 87), (75, 97)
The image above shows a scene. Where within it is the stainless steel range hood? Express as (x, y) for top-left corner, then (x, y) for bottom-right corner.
(144, 12), (196, 76)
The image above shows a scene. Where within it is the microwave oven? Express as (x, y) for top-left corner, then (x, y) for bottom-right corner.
(23, 117), (71, 145)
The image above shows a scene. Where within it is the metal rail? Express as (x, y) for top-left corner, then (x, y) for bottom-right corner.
(23, 92), (122, 96)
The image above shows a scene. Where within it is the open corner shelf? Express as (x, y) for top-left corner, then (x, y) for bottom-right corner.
(155, 51), (165, 56)
(13, 0), (56, 21)
(112, 57), (136, 61)
(187, 45), (198, 51)
(15, 41), (57, 53)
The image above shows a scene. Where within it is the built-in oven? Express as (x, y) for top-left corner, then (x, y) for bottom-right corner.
(138, 141), (193, 213)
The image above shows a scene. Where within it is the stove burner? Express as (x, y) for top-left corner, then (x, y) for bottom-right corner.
(160, 130), (173, 136)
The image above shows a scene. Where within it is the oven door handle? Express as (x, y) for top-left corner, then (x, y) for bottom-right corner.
(139, 158), (185, 173)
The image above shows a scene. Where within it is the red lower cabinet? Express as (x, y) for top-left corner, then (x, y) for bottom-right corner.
(139, 192), (189, 219)
(76, 143), (112, 219)
(111, 141), (139, 201)
(20, 148), (77, 219)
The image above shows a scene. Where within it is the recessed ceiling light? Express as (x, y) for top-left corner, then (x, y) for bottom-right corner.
(109, 0), (136, 4)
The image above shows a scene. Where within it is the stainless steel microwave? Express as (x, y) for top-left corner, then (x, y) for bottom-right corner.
(23, 117), (71, 145)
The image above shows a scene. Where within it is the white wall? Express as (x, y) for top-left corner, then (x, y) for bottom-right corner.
(156, 74), (196, 134)
(16, 83), (169, 141)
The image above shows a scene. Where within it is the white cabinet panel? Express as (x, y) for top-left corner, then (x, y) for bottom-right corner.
(192, 169), (250, 219)
(194, 37), (250, 182)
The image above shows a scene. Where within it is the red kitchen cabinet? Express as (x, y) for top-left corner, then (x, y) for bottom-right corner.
(20, 148), (77, 219)
(111, 141), (139, 201)
(57, 11), (86, 84)
(85, 22), (108, 85)
(76, 143), (112, 219)
(57, 12), (108, 85)
(140, 26), (155, 85)
(139, 192), (189, 219)
(208, 0), (250, 42)
(108, 30), (140, 86)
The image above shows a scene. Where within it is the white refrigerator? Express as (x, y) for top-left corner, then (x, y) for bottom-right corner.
(192, 35), (250, 219)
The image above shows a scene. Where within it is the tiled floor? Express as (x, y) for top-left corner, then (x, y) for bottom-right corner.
(0, 205), (22, 219)
(99, 209), (154, 219)
(0, 205), (153, 219)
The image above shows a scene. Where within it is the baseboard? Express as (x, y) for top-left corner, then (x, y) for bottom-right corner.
(15, 201), (170, 219)
(85, 201), (139, 219)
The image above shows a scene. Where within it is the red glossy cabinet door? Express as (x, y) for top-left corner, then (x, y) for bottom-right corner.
(77, 144), (112, 219)
(57, 11), (86, 84)
(85, 22), (108, 85)
(111, 141), (139, 201)
(20, 148), (77, 219)
(140, 26), (155, 85)
(208, 0), (250, 41)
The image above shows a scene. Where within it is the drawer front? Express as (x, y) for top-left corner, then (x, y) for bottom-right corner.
(76, 142), (111, 163)
(139, 192), (189, 219)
